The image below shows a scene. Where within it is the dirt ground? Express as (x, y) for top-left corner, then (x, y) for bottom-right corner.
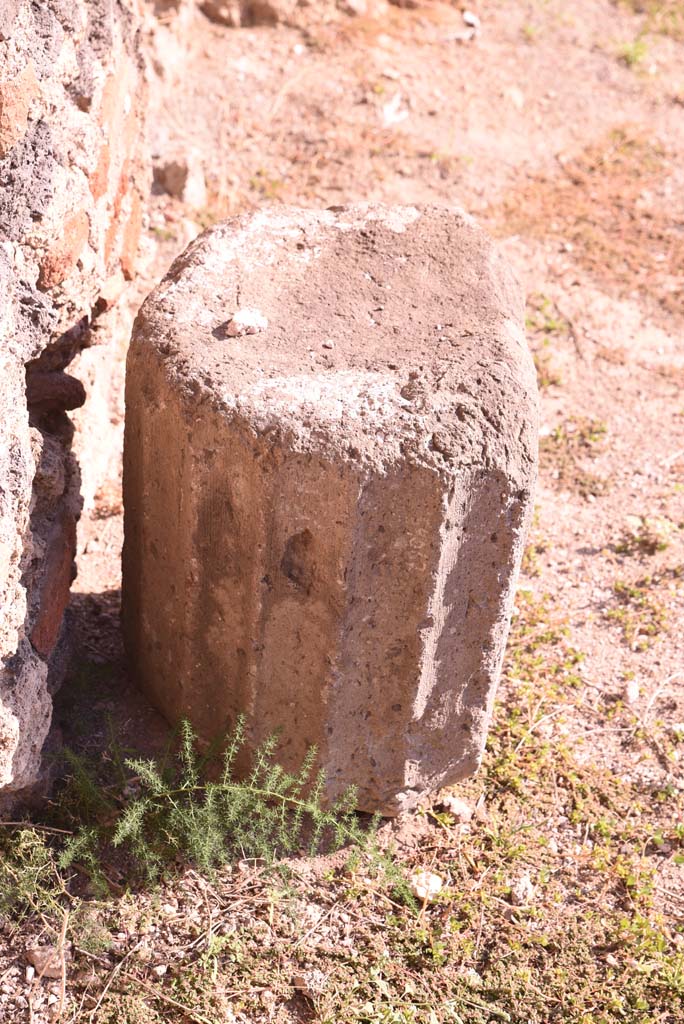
(2, 1), (683, 1021)
(75, 0), (684, 770)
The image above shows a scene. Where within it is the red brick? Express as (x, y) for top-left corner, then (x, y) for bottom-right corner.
(89, 140), (111, 201)
(0, 63), (40, 158)
(97, 73), (120, 135)
(30, 512), (77, 659)
(38, 211), (90, 290)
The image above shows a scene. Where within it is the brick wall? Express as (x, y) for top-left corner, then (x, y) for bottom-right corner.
(0, 0), (148, 803)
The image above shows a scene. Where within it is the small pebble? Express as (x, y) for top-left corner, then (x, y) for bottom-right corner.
(462, 10), (481, 30)
(441, 794), (474, 822)
(225, 307), (268, 337)
(624, 678), (640, 705)
(510, 870), (535, 906)
(507, 86), (525, 110)
(464, 967), (483, 987)
(26, 946), (66, 980)
(410, 870), (444, 902)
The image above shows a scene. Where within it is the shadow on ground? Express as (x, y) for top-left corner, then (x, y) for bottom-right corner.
(54, 588), (171, 766)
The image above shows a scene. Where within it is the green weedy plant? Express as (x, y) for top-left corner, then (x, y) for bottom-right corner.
(618, 36), (649, 67)
(0, 826), (67, 920)
(1, 719), (375, 921)
(60, 717), (372, 881)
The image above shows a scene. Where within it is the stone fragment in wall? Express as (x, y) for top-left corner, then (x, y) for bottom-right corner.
(0, 1), (22, 42)
(38, 211), (91, 291)
(94, 269), (127, 313)
(123, 203), (539, 815)
(0, 62), (40, 158)
(29, 511), (78, 660)
(246, 0), (299, 23)
(25, 371), (87, 415)
(154, 151), (208, 210)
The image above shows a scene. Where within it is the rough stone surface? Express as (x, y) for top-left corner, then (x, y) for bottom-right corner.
(123, 204), (538, 814)
(199, 0), (301, 28)
(0, 0), (148, 806)
(154, 150), (207, 209)
(199, 0), (386, 28)
(198, 0), (243, 27)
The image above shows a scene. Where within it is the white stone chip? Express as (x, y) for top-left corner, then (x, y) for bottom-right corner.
(410, 870), (444, 902)
(462, 10), (481, 30)
(624, 678), (640, 705)
(510, 870), (536, 906)
(441, 794), (474, 822)
(225, 308), (269, 337)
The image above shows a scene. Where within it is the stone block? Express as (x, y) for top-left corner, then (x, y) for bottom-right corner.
(154, 150), (207, 210)
(123, 204), (538, 814)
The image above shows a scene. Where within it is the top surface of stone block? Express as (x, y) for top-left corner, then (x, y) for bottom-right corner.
(138, 204), (536, 479)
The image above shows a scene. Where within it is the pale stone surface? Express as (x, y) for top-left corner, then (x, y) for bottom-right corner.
(123, 204), (538, 814)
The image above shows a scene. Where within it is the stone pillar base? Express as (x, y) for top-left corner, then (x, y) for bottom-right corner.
(123, 204), (538, 814)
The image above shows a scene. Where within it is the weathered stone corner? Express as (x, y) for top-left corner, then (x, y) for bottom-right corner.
(122, 204), (538, 814)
